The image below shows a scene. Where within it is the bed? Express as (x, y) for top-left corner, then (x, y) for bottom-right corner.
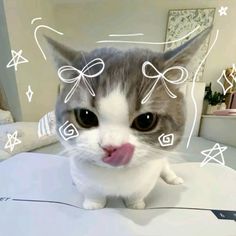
(0, 150), (235, 236)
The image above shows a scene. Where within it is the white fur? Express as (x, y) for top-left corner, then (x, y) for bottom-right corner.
(65, 89), (183, 209)
(98, 88), (129, 125)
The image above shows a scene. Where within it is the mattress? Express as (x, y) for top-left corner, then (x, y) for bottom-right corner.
(0, 152), (235, 236)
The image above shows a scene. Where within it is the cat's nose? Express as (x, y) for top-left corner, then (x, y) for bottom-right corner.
(102, 143), (135, 166)
(102, 146), (117, 156)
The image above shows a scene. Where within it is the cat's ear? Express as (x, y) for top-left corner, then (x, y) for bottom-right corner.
(163, 26), (212, 68)
(44, 36), (80, 69)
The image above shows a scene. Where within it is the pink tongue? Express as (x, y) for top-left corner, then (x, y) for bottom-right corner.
(102, 143), (135, 166)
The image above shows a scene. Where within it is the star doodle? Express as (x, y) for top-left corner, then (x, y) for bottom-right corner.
(200, 143), (227, 167)
(4, 131), (22, 152)
(217, 69), (233, 95)
(26, 85), (34, 102)
(218, 6), (228, 16)
(6, 50), (29, 71)
(229, 64), (236, 81)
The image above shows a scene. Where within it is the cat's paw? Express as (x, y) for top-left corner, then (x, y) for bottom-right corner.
(166, 176), (184, 185)
(83, 199), (106, 210)
(126, 200), (146, 209)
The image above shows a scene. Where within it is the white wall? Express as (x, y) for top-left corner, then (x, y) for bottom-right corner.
(0, 0), (22, 120)
(53, 0), (236, 93)
(3, 0), (60, 121)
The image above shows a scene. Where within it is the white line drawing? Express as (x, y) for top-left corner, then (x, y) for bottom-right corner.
(200, 143), (227, 167)
(34, 25), (64, 60)
(141, 61), (188, 104)
(38, 111), (56, 138)
(58, 58), (105, 103)
(218, 6), (228, 16)
(97, 25), (200, 45)
(6, 50), (29, 71)
(4, 130), (22, 152)
(109, 33), (144, 37)
(217, 69), (233, 95)
(25, 85), (34, 102)
(229, 63), (236, 82)
(32, 17), (64, 60)
(31, 17), (42, 25)
(186, 30), (219, 149)
(158, 133), (174, 147)
(58, 120), (79, 141)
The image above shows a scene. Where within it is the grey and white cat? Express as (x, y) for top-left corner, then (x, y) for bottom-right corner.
(46, 28), (210, 210)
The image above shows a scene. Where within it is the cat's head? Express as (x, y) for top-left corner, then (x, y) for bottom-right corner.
(46, 28), (211, 168)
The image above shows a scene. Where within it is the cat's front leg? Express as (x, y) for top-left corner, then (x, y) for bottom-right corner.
(160, 160), (184, 185)
(72, 181), (107, 209)
(83, 194), (107, 210)
(124, 190), (150, 209)
(124, 197), (146, 209)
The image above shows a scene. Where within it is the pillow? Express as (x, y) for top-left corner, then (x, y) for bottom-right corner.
(0, 109), (14, 125)
(0, 122), (58, 157)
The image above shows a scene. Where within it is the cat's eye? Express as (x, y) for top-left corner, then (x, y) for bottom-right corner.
(131, 113), (158, 132)
(74, 109), (98, 128)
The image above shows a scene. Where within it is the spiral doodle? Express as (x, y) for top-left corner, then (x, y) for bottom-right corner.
(158, 133), (174, 147)
(58, 121), (79, 141)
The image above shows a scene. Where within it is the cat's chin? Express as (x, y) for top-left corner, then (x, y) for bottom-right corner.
(86, 159), (132, 169)
(81, 157), (148, 169)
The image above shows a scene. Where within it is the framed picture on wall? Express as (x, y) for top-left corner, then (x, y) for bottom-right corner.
(164, 8), (216, 81)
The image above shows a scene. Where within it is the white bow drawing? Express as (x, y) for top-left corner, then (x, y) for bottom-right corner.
(141, 61), (188, 104)
(58, 58), (105, 103)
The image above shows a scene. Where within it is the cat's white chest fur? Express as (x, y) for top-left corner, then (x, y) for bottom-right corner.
(70, 157), (183, 209)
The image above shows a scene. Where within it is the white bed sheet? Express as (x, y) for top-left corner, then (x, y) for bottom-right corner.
(0, 152), (235, 236)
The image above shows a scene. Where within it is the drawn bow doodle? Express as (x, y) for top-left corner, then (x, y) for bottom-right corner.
(141, 61), (189, 104)
(58, 58), (105, 103)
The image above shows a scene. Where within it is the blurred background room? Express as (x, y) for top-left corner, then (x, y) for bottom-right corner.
(0, 0), (236, 168)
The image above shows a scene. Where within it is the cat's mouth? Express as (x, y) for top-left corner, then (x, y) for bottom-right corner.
(102, 143), (135, 167)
